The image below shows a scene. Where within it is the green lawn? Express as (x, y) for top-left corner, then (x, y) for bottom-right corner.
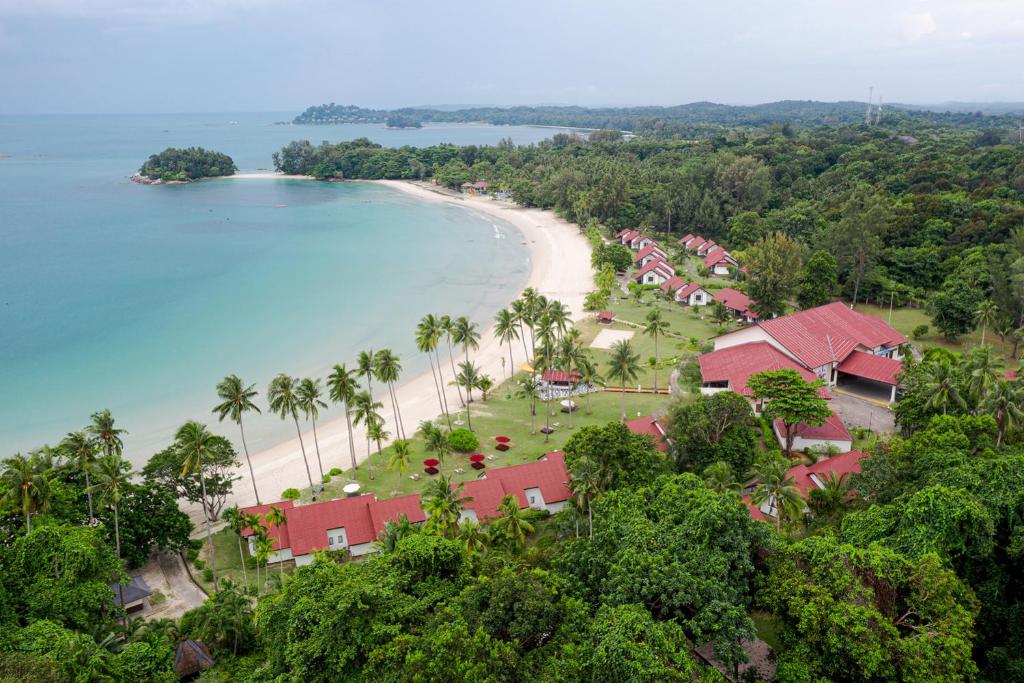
(198, 526), (282, 595)
(751, 610), (784, 651)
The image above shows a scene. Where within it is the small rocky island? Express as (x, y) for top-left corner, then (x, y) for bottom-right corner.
(133, 147), (237, 184)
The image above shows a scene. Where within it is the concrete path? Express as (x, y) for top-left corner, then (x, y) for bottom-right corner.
(137, 551), (208, 620)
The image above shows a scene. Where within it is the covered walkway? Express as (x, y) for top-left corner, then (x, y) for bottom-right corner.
(836, 350), (902, 403)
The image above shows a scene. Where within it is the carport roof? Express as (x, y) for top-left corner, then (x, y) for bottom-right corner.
(837, 350), (902, 385)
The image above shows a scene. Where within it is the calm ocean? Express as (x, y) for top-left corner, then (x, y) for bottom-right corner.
(0, 113), (571, 463)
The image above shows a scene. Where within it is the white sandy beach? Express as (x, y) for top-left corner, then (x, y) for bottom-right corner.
(205, 178), (594, 516)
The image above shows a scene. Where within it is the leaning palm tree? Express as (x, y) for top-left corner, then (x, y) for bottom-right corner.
(297, 377), (328, 487)
(559, 334), (587, 429)
(569, 457), (601, 538)
(606, 339), (641, 421)
(491, 495), (535, 553)
(267, 374), (316, 494)
(90, 452), (131, 616)
(982, 379), (1024, 447)
(327, 364), (361, 474)
(176, 421), (221, 592)
(221, 506), (249, 587)
(374, 349), (406, 440)
(417, 314), (452, 429)
(351, 391), (384, 480)
(440, 316), (465, 407)
(703, 461), (742, 497)
(61, 430), (99, 521)
(213, 375), (263, 505)
(547, 299), (572, 340)
(367, 419), (391, 480)
(357, 349), (377, 402)
(974, 300), (999, 347)
(964, 344), (1004, 406)
(643, 309), (671, 394)
(749, 456), (803, 533)
(88, 409), (126, 457)
(453, 316), (481, 385)
(494, 308), (520, 383)
(510, 298), (533, 362)
(1, 453), (51, 533)
(388, 439), (412, 492)
(422, 475), (471, 537)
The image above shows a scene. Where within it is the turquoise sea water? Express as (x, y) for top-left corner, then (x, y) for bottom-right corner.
(0, 114), (571, 462)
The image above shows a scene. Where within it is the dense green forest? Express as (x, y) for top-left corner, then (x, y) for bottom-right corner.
(293, 101), (1024, 139)
(138, 147), (237, 182)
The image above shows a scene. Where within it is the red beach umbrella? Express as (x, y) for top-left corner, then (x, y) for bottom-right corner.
(469, 454), (485, 463)
(423, 458), (440, 468)
(494, 436), (511, 443)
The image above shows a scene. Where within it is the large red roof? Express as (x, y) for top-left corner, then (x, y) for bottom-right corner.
(635, 243), (666, 263)
(660, 275), (687, 293)
(239, 500), (295, 551)
(678, 233), (695, 245)
(698, 342), (825, 397)
(837, 350), (902, 385)
(368, 494), (427, 535)
(745, 450), (867, 520)
(675, 282), (709, 300)
(625, 416), (670, 452)
(703, 246), (734, 268)
(542, 369), (581, 383)
(286, 494), (379, 555)
(774, 411), (851, 442)
(757, 302), (907, 369)
(634, 258), (674, 280)
(712, 288), (754, 317)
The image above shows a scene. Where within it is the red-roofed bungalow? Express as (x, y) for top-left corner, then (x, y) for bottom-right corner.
(712, 288), (758, 323)
(773, 412), (852, 453)
(697, 341), (829, 413)
(703, 246), (738, 275)
(745, 450), (867, 521)
(634, 242), (668, 266)
(626, 415), (671, 452)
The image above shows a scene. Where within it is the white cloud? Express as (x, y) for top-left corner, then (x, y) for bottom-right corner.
(902, 11), (937, 41)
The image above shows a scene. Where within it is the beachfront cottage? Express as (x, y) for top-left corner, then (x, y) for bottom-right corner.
(695, 239), (717, 257)
(626, 415), (671, 452)
(629, 233), (653, 250)
(703, 246), (737, 275)
(241, 453), (570, 565)
(710, 302), (905, 400)
(744, 450), (867, 522)
(676, 233), (695, 247)
(634, 242), (668, 267)
(712, 288), (759, 323)
(660, 276), (687, 298)
(542, 369), (582, 386)
(618, 229), (640, 246)
(460, 180), (489, 194)
(698, 341), (829, 413)
(633, 258), (675, 285)
(683, 235), (706, 252)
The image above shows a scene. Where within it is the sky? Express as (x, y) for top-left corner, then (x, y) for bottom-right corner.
(0, 0), (1022, 114)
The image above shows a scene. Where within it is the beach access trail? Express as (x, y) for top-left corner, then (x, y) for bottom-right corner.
(204, 179), (594, 516)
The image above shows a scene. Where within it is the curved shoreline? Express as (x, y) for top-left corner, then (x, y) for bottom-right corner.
(211, 178), (594, 513)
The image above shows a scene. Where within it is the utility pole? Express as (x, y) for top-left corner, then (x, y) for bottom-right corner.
(865, 86), (874, 125)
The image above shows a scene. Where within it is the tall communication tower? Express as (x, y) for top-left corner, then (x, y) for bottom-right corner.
(865, 86), (874, 125)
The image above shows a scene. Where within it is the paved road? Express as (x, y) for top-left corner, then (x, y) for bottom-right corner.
(138, 551), (208, 620)
(830, 391), (895, 436)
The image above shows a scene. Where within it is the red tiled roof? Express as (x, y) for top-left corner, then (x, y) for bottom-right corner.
(678, 233), (695, 245)
(745, 451), (867, 520)
(634, 258), (674, 280)
(687, 236), (706, 250)
(703, 246), (736, 269)
(774, 411), (851, 442)
(626, 416), (670, 452)
(713, 288), (754, 316)
(696, 240), (717, 254)
(660, 275), (687, 293)
(462, 452), (571, 521)
(597, 310), (615, 322)
(635, 243), (666, 263)
(615, 229), (631, 239)
(542, 369), (581, 383)
(757, 302), (907, 369)
(239, 500), (296, 551)
(837, 350), (902, 385)
(286, 495), (379, 555)
(459, 478), (508, 522)
(368, 494), (427, 535)
(698, 342), (826, 397)
(621, 229), (639, 243)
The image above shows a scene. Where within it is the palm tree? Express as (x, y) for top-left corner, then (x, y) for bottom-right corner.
(491, 495), (535, 553)
(60, 430), (99, 521)
(267, 373), (316, 494)
(90, 453), (131, 618)
(243, 512), (266, 594)
(982, 379), (1024, 447)
(457, 361), (481, 431)
(374, 349), (406, 440)
(974, 300), (999, 346)
(577, 356), (604, 415)
(559, 334), (587, 429)
(607, 339), (641, 421)
(510, 298), (532, 361)
(417, 314), (452, 429)
(265, 506), (287, 579)
(702, 461), (741, 497)
(88, 409), (126, 457)
(440, 316), (466, 407)
(923, 358), (968, 415)
(494, 308), (520, 383)
(534, 313), (559, 441)
(176, 420), (221, 592)
(420, 420), (451, 473)
(965, 344), (1004, 406)
(547, 300), (571, 340)
(520, 287), (541, 353)
(297, 377), (328, 487)
(453, 316), (481, 380)
(213, 375), (262, 505)
(475, 375), (494, 401)
(367, 419), (391, 479)
(807, 471), (851, 518)
(254, 535), (273, 596)
(388, 439), (412, 492)
(221, 506), (249, 587)
(327, 364), (362, 474)
(458, 520), (490, 555)
(351, 391), (383, 480)
(749, 456), (803, 532)
(516, 376), (542, 434)
(569, 457), (601, 537)
(422, 475), (470, 537)
(643, 309), (671, 394)
(1, 453), (51, 533)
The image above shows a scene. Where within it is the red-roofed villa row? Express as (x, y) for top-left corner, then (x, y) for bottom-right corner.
(241, 452), (571, 566)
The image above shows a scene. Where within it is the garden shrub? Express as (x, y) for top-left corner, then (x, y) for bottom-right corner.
(281, 488), (301, 500)
(448, 428), (479, 453)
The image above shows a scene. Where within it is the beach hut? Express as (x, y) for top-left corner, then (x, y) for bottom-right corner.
(596, 311), (616, 324)
(174, 640), (214, 679)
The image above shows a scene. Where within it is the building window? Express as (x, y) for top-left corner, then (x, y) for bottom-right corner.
(328, 537), (334, 545)
(529, 495), (536, 504)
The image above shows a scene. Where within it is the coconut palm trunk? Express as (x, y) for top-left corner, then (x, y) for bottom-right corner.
(447, 337), (465, 406)
(653, 332), (660, 393)
(310, 415), (325, 485)
(344, 400), (358, 473)
(113, 503), (127, 625)
(291, 415), (315, 491)
(428, 355), (452, 430)
(237, 537), (247, 586)
(198, 473), (218, 592)
(434, 349), (454, 429)
(84, 470), (94, 521)
(238, 419), (260, 505)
